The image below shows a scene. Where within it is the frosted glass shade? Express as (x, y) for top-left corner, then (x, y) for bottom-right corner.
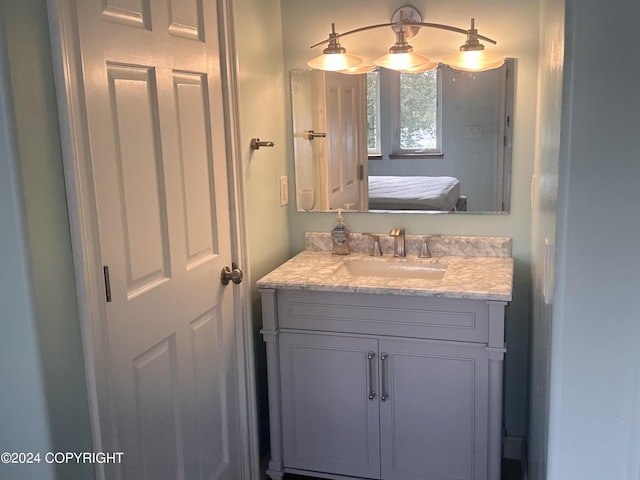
(338, 62), (377, 74)
(397, 61), (439, 73)
(442, 49), (505, 72)
(374, 51), (435, 72)
(307, 52), (363, 71)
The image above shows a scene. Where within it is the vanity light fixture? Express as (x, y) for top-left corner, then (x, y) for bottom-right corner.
(307, 6), (504, 74)
(441, 18), (505, 72)
(373, 27), (438, 72)
(306, 23), (365, 71)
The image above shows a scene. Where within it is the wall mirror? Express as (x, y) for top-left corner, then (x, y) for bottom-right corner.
(292, 59), (515, 214)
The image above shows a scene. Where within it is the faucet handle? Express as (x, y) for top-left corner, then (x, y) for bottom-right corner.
(418, 235), (441, 258)
(389, 228), (405, 237)
(362, 233), (383, 256)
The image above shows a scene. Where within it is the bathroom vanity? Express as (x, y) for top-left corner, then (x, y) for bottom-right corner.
(257, 234), (513, 480)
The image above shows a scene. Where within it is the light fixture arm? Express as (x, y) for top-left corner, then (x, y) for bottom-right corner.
(310, 22), (401, 49)
(310, 19), (497, 50)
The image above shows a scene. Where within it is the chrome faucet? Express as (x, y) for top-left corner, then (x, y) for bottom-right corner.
(389, 228), (405, 257)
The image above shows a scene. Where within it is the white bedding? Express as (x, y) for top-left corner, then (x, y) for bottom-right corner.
(368, 175), (461, 211)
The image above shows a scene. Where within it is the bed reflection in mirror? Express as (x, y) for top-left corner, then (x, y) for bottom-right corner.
(291, 59), (514, 214)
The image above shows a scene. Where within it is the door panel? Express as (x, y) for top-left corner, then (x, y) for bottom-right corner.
(173, 72), (218, 268)
(279, 333), (380, 479)
(187, 307), (230, 479)
(133, 335), (181, 479)
(107, 63), (171, 298)
(379, 339), (489, 480)
(101, 0), (151, 30)
(167, 0), (203, 40)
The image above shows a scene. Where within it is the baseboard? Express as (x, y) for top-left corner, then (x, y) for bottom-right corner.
(503, 435), (524, 460)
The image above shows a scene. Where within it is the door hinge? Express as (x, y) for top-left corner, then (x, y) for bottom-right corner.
(358, 164), (365, 181)
(103, 265), (112, 303)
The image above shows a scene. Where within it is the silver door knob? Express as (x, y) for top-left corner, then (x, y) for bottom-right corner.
(221, 264), (243, 285)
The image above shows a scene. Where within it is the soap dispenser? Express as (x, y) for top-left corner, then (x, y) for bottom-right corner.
(330, 209), (350, 255)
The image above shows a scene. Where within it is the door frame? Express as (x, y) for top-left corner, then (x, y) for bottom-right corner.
(46, 0), (260, 478)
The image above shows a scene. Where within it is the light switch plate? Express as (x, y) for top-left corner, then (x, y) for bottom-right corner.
(465, 126), (482, 137)
(279, 176), (288, 206)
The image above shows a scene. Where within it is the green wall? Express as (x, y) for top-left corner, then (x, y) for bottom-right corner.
(0, 0), (93, 479)
(0, 8), (56, 479)
(234, 0), (291, 455)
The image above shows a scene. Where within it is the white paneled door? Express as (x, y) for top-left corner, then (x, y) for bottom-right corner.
(51, 0), (243, 478)
(312, 71), (367, 211)
(323, 72), (365, 211)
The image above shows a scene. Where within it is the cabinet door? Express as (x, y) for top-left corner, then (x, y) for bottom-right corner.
(279, 332), (380, 478)
(379, 339), (489, 480)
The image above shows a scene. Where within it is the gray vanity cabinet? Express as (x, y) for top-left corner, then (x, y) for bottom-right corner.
(261, 289), (507, 480)
(279, 332), (381, 478)
(378, 338), (489, 480)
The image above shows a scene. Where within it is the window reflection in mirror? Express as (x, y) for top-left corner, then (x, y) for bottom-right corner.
(366, 72), (380, 155)
(368, 69), (442, 156)
(292, 59), (514, 214)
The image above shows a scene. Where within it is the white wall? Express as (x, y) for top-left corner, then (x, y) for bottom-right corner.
(547, 0), (640, 478)
(529, 0), (564, 477)
(281, 0), (540, 440)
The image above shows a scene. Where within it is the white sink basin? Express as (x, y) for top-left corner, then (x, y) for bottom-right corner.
(335, 258), (448, 280)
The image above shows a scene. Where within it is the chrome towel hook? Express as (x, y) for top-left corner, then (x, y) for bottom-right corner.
(305, 130), (327, 140)
(250, 138), (275, 150)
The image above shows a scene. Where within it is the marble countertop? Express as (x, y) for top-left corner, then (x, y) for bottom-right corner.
(256, 250), (513, 301)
